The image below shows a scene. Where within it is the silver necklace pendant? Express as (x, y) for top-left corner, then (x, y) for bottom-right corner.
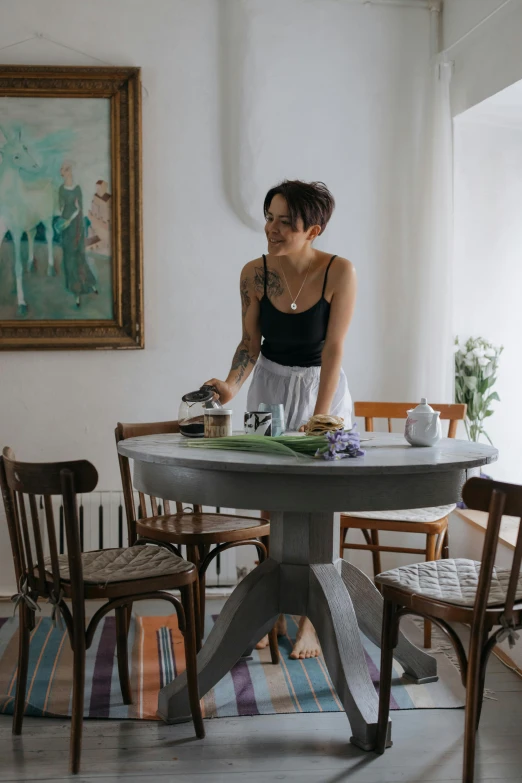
(291, 302), (297, 310)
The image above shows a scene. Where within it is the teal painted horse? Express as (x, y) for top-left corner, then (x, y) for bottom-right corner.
(0, 126), (57, 316)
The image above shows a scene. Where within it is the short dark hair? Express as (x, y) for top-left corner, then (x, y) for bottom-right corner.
(263, 180), (335, 235)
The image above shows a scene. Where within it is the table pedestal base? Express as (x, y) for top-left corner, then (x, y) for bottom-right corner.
(158, 510), (437, 751)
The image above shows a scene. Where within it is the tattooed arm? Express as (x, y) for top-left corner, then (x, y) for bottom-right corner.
(205, 263), (261, 404)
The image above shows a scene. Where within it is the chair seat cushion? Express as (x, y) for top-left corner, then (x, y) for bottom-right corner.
(376, 558), (522, 607)
(345, 504), (456, 523)
(45, 545), (193, 585)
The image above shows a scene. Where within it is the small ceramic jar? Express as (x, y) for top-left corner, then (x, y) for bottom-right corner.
(204, 409), (233, 438)
(404, 398), (442, 447)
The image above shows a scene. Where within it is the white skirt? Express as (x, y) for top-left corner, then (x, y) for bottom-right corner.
(246, 354), (352, 432)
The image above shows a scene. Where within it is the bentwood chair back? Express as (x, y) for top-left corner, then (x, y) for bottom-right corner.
(115, 420), (279, 661)
(340, 401), (467, 647)
(375, 477), (522, 782)
(0, 446), (203, 775)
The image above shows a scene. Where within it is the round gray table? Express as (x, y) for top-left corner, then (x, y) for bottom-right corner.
(118, 432), (497, 751)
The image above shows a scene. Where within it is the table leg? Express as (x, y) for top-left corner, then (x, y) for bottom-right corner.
(158, 509), (437, 751)
(157, 558), (280, 722)
(341, 560), (438, 683)
(308, 563), (388, 750)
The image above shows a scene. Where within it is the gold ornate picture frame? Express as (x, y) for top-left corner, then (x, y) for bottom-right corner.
(0, 65), (143, 350)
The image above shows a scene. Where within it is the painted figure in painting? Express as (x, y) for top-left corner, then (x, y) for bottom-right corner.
(58, 161), (98, 308)
(0, 96), (113, 322)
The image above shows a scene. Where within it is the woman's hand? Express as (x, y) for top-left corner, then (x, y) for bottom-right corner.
(204, 378), (235, 404)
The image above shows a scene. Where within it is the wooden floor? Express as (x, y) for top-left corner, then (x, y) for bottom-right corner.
(2, 601), (522, 782)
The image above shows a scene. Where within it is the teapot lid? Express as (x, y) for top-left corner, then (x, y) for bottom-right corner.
(182, 385), (216, 404)
(408, 398), (439, 415)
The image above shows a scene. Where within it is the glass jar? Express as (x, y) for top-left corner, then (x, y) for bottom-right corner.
(179, 386), (221, 438)
(204, 409), (233, 438)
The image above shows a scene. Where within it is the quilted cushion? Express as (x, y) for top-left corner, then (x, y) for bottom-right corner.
(45, 545), (193, 584)
(376, 558), (522, 607)
(346, 504), (456, 523)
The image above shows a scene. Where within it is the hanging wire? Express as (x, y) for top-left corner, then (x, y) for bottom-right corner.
(0, 32), (150, 98)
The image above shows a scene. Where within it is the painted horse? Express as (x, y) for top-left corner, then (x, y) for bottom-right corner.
(0, 126), (57, 315)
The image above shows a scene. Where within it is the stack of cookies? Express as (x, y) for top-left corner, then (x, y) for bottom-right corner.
(304, 414), (345, 436)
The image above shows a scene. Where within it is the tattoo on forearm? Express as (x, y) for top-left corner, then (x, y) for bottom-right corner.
(240, 278), (251, 316)
(253, 265), (284, 298)
(231, 342), (256, 386)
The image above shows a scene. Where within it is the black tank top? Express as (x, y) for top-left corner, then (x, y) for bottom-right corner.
(259, 254), (337, 368)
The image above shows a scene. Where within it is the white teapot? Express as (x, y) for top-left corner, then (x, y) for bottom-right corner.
(404, 398), (442, 447)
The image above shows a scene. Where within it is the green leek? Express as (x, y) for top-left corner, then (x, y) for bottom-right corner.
(184, 434), (326, 459)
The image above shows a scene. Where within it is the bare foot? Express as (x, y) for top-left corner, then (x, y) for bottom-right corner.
(255, 614), (288, 649)
(289, 617), (321, 659)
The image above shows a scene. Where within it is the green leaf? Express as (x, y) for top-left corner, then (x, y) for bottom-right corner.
(478, 378), (489, 394)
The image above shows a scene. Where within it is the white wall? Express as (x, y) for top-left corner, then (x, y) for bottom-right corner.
(453, 112), (522, 484)
(0, 0), (433, 485)
(443, 0), (522, 116)
(0, 0), (433, 593)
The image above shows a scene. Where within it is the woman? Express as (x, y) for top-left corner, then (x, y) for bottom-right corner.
(206, 180), (357, 659)
(58, 161), (97, 307)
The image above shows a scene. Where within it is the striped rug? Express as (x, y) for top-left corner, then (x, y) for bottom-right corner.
(0, 613), (464, 720)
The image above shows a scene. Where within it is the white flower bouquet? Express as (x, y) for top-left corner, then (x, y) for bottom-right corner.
(454, 336), (503, 443)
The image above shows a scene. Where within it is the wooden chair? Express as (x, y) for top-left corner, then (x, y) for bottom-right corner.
(115, 420), (279, 662)
(0, 447), (204, 776)
(376, 476), (522, 782)
(340, 401), (467, 648)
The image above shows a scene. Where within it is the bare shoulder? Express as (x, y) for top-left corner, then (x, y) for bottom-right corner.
(330, 256), (355, 280)
(328, 256), (356, 292)
(241, 257), (263, 280)
(239, 258), (268, 302)
(325, 255), (356, 301)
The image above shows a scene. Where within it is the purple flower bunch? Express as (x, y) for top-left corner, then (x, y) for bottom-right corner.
(315, 424), (365, 461)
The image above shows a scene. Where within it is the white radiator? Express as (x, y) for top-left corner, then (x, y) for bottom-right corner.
(35, 492), (239, 587)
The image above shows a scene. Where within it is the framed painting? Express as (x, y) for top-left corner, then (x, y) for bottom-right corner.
(0, 65), (143, 350)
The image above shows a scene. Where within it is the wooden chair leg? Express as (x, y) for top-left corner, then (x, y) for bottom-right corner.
(339, 522), (349, 557)
(260, 530), (279, 664)
(442, 526), (450, 559)
(423, 533), (438, 649)
(181, 585), (205, 739)
(13, 603), (31, 736)
(376, 599), (398, 754)
(475, 654), (488, 732)
(187, 545), (205, 643)
(462, 631), (484, 783)
(70, 633), (86, 774)
(193, 580), (202, 652)
(370, 530), (382, 581)
(198, 568), (206, 639)
(268, 626), (279, 664)
(115, 606), (132, 705)
(124, 602), (133, 635)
